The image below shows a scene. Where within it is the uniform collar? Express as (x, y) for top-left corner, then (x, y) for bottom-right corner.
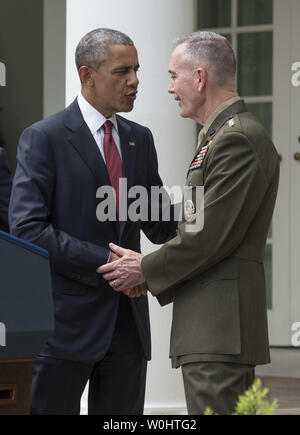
(197, 96), (242, 148)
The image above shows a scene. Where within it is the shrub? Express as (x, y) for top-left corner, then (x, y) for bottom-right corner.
(204, 378), (278, 415)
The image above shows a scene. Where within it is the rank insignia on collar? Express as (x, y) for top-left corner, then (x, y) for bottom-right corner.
(189, 140), (213, 171)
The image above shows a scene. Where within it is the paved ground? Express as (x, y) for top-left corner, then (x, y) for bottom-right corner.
(261, 377), (300, 415)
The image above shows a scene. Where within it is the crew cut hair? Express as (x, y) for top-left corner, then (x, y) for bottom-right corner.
(75, 28), (134, 71)
(174, 31), (237, 85)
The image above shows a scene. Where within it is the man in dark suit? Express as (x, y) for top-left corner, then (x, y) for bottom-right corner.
(99, 31), (280, 414)
(0, 145), (12, 232)
(9, 28), (175, 415)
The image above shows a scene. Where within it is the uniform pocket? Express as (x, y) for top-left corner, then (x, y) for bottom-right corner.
(171, 259), (241, 356)
(187, 168), (204, 187)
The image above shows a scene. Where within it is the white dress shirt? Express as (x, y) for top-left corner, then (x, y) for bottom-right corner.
(77, 93), (122, 163)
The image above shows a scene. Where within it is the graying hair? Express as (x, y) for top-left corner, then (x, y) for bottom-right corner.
(174, 31), (237, 85)
(75, 28), (134, 71)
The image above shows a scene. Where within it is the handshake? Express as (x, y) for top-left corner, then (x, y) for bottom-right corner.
(96, 243), (148, 299)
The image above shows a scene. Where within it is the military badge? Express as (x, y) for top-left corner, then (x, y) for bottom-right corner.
(184, 199), (196, 222)
(189, 140), (213, 171)
(228, 117), (235, 128)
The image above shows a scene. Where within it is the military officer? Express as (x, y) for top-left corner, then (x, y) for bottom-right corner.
(98, 31), (280, 415)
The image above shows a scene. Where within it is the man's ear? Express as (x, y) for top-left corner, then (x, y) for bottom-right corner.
(78, 66), (94, 86)
(196, 68), (207, 92)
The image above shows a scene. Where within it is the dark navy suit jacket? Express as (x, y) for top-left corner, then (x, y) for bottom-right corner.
(9, 100), (176, 363)
(0, 147), (12, 232)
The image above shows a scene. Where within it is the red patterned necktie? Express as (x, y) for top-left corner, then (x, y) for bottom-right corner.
(103, 120), (123, 220)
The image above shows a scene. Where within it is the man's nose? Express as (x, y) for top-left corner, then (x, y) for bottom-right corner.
(168, 80), (175, 94)
(128, 71), (139, 88)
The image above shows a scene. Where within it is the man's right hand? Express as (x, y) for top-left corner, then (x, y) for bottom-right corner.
(107, 250), (148, 298)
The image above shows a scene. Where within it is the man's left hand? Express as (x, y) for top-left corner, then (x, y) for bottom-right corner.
(127, 282), (148, 298)
(97, 243), (145, 291)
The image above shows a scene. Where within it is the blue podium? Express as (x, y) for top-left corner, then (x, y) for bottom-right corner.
(0, 231), (54, 414)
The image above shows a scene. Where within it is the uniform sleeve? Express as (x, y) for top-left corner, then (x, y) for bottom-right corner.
(142, 131), (268, 300)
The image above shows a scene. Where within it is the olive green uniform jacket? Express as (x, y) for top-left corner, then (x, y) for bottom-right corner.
(142, 98), (280, 368)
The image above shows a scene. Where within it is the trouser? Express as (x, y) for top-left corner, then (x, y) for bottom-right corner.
(182, 362), (255, 415)
(30, 295), (147, 415)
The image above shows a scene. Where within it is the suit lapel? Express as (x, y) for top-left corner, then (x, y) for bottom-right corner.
(65, 102), (137, 240)
(65, 100), (119, 237)
(68, 124), (112, 190)
(117, 116), (136, 193)
(65, 100), (111, 189)
(117, 116), (136, 240)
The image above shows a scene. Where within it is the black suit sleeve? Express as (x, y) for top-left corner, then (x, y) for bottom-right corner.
(141, 128), (178, 244)
(9, 127), (110, 286)
(0, 147), (12, 232)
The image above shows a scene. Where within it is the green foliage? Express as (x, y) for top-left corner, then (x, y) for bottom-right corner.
(204, 378), (278, 415)
(204, 407), (216, 415)
(234, 378), (278, 415)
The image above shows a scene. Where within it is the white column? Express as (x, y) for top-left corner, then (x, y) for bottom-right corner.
(290, 0), (300, 338)
(65, 0), (196, 413)
(44, 0), (66, 118)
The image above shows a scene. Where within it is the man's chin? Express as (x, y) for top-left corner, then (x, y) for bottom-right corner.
(180, 110), (189, 118)
(119, 103), (135, 113)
